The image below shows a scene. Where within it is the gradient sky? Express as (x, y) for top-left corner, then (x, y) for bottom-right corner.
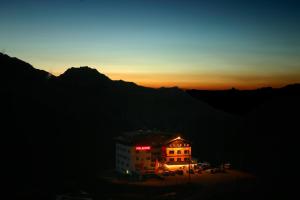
(1, 0), (299, 89)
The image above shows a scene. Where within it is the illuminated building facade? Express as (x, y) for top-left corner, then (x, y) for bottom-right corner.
(115, 130), (192, 175)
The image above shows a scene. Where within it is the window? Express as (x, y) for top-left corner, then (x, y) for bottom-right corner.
(177, 158), (181, 162)
(169, 150), (174, 154)
(170, 158), (174, 161)
(184, 157), (190, 161)
(136, 157), (139, 160)
(177, 150), (181, 154)
(184, 150), (190, 154)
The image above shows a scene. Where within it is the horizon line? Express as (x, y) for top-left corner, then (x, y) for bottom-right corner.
(3, 53), (299, 91)
(49, 67), (300, 91)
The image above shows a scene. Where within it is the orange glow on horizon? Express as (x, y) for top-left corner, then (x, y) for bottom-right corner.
(137, 81), (291, 90)
(50, 70), (300, 90)
(107, 72), (300, 90)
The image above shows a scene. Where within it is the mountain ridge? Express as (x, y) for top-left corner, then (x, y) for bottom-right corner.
(2, 53), (298, 199)
(2, 52), (299, 92)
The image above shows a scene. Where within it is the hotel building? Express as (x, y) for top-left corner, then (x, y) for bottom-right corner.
(115, 130), (194, 175)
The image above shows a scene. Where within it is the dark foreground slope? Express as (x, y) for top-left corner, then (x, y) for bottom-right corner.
(1, 53), (238, 199)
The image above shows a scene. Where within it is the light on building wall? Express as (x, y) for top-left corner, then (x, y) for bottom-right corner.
(177, 136), (181, 139)
(126, 170), (129, 174)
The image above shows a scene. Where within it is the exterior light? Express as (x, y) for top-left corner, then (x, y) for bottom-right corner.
(177, 136), (181, 139)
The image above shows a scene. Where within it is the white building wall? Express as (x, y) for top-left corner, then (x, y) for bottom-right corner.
(115, 143), (135, 174)
(115, 143), (154, 174)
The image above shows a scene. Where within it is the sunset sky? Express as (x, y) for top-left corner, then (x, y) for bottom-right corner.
(1, 0), (299, 89)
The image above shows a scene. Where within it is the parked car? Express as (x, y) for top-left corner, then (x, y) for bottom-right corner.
(198, 162), (210, 170)
(205, 168), (216, 174)
(169, 171), (176, 176)
(162, 171), (170, 176)
(176, 170), (184, 175)
(209, 167), (222, 174)
(224, 163), (231, 169)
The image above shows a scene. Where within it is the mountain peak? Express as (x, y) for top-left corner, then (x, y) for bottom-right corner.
(58, 66), (111, 84)
(62, 66), (104, 77)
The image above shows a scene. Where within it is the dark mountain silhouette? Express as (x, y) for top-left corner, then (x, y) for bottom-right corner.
(0, 53), (50, 88)
(1, 53), (238, 199)
(58, 66), (112, 86)
(187, 82), (300, 198)
(186, 84), (300, 115)
(2, 52), (298, 199)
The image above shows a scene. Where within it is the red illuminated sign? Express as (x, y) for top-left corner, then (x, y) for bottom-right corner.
(135, 146), (151, 150)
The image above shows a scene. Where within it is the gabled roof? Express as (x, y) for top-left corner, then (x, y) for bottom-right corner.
(164, 136), (191, 145)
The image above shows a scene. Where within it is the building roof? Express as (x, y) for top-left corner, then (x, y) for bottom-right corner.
(115, 130), (185, 147)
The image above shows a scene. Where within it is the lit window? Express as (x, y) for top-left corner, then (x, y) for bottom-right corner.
(170, 158), (174, 161)
(177, 158), (181, 162)
(169, 150), (174, 154)
(177, 150), (181, 154)
(184, 150), (190, 154)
